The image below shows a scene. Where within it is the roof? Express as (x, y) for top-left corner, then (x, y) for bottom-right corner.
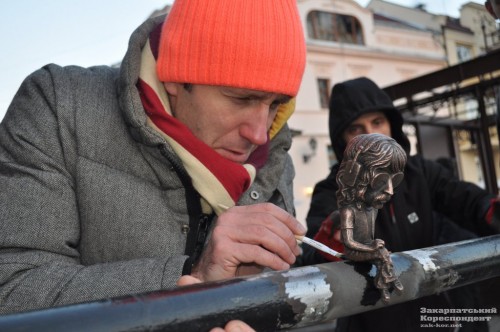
(443, 17), (474, 34)
(373, 12), (428, 31)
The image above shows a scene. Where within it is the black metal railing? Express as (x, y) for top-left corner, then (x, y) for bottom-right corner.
(1, 235), (500, 332)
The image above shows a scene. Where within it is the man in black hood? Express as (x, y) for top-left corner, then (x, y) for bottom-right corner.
(303, 77), (499, 332)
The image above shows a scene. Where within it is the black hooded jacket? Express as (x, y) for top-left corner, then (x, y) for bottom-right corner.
(303, 77), (494, 332)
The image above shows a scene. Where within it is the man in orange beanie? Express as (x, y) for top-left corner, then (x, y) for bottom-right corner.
(0, 1), (306, 330)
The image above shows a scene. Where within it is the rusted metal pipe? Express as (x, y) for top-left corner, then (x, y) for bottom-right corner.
(1, 235), (500, 332)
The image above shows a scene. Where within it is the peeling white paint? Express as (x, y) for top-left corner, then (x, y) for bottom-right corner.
(283, 267), (333, 321)
(407, 249), (439, 272)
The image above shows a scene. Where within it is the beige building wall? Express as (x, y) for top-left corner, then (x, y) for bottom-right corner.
(291, 0), (446, 225)
(366, 1), (499, 188)
(367, 0), (446, 32)
(443, 27), (476, 65)
(460, 2), (499, 54)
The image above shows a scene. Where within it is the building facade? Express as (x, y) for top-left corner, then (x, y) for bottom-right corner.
(366, 1), (500, 191)
(291, 0), (447, 223)
(148, 1), (499, 226)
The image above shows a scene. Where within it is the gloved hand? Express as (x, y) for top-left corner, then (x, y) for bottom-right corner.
(484, 197), (500, 234)
(313, 211), (344, 262)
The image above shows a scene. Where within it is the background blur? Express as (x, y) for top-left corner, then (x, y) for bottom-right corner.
(0, 0), (484, 121)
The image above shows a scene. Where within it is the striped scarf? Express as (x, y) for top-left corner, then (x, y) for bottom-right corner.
(136, 25), (294, 215)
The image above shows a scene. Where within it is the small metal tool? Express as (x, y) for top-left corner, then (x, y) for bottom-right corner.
(295, 235), (344, 259)
(218, 204), (344, 259)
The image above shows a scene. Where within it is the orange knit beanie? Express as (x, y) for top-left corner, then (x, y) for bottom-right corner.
(156, 0), (306, 97)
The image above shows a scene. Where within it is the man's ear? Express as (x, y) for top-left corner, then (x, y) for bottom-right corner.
(163, 82), (179, 96)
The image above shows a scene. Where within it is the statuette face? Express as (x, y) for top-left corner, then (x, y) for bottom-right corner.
(336, 133), (407, 303)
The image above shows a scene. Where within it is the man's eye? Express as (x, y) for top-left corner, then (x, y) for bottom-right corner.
(231, 96), (252, 105)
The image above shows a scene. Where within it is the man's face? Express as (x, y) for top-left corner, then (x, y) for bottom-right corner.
(364, 168), (403, 209)
(342, 111), (392, 144)
(164, 83), (290, 164)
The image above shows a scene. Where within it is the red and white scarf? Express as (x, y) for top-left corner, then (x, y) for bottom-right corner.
(136, 28), (294, 215)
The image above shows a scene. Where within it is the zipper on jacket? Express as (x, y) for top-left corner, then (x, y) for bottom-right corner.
(158, 145), (206, 275)
(191, 213), (214, 263)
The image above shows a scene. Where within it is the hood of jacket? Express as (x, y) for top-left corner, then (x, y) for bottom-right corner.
(328, 77), (410, 161)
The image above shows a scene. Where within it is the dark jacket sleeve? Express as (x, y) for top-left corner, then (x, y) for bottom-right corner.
(305, 165), (340, 238)
(299, 166), (340, 266)
(414, 155), (495, 234)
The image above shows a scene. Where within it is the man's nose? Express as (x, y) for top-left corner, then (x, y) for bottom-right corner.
(240, 104), (269, 146)
(366, 125), (378, 134)
(384, 179), (394, 195)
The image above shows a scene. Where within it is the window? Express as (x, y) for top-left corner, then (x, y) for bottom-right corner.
(317, 78), (330, 109)
(307, 11), (364, 45)
(456, 44), (472, 63)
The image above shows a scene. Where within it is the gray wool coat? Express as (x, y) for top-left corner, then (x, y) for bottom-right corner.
(0, 15), (295, 314)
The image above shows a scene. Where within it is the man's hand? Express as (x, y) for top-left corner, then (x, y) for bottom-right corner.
(371, 239), (385, 250)
(210, 321), (256, 332)
(191, 203), (306, 282)
(177, 276), (256, 332)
